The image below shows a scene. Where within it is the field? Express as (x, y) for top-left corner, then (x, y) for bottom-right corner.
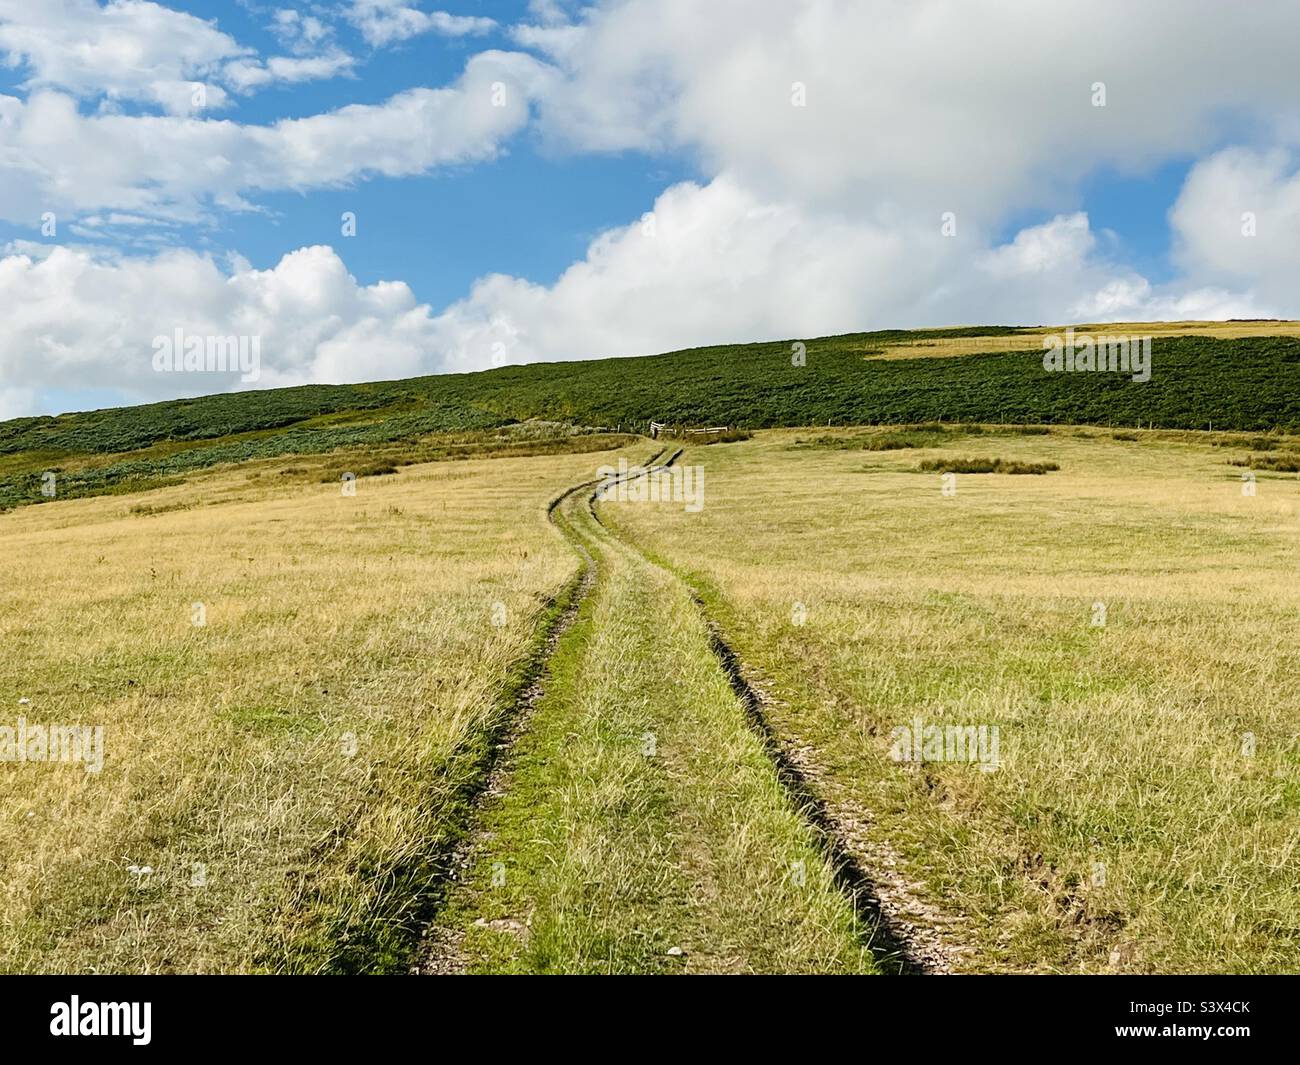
(605, 426), (1300, 972)
(872, 319), (1300, 359)
(5, 326), (1300, 516)
(0, 437), (635, 973)
(3, 326), (1299, 975)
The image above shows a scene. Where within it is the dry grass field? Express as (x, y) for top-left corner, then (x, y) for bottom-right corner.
(5, 416), (1298, 975)
(870, 320), (1300, 359)
(0, 443), (640, 973)
(604, 426), (1300, 973)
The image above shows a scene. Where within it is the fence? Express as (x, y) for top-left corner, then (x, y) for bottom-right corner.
(649, 421), (728, 439)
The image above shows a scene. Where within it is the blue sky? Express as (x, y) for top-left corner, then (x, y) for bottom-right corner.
(1, 1), (1297, 418)
(165, 1), (700, 303)
(996, 161), (1191, 287)
(0, 0), (699, 305)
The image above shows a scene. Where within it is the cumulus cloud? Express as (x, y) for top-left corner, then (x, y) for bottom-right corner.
(0, 385), (36, 420)
(427, 176), (896, 366)
(427, 179), (1266, 372)
(1169, 147), (1300, 307)
(223, 52), (357, 94)
(519, 0), (1300, 227)
(0, 50), (551, 224)
(271, 9), (336, 54)
(1067, 278), (1271, 322)
(0, 0), (244, 114)
(0, 243), (450, 408)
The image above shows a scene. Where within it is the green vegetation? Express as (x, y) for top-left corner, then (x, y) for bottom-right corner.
(0, 419), (635, 511)
(5, 328), (1300, 512)
(1210, 435), (1282, 451)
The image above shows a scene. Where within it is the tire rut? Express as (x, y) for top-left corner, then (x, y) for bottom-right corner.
(413, 451), (663, 974)
(418, 445), (964, 975)
(598, 449), (965, 975)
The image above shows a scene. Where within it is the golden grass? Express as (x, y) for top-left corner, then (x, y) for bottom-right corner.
(9, 420), (1298, 975)
(872, 320), (1300, 359)
(606, 426), (1300, 973)
(0, 445), (637, 973)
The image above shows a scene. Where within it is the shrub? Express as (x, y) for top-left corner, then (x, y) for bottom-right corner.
(1211, 435), (1281, 451)
(862, 435), (918, 450)
(917, 456), (1059, 475)
(696, 429), (753, 444)
(1230, 452), (1300, 472)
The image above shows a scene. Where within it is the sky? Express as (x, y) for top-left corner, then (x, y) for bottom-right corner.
(1, 0), (1298, 419)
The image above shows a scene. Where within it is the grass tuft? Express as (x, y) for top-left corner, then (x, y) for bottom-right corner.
(917, 456), (1060, 474)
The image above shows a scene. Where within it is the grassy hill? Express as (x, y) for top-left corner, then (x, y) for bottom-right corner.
(5, 330), (1300, 975)
(4, 325), (1299, 510)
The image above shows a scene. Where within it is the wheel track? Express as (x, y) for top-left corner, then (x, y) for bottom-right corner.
(419, 444), (959, 975)
(595, 449), (961, 975)
(413, 448), (664, 974)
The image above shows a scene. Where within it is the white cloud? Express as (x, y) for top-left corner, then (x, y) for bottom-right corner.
(1068, 277), (1269, 323)
(0, 385), (36, 420)
(519, 0), (1300, 227)
(271, 9), (336, 54)
(0, 243), (451, 408)
(223, 51), (357, 94)
(0, 0), (243, 114)
(426, 179), (1277, 374)
(0, 50), (550, 224)
(979, 213), (1097, 279)
(426, 179), (1255, 373)
(428, 176), (896, 366)
(1169, 147), (1300, 307)
(343, 2), (496, 48)
(0, 0), (359, 114)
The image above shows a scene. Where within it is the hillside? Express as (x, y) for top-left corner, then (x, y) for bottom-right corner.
(3, 325), (1299, 510)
